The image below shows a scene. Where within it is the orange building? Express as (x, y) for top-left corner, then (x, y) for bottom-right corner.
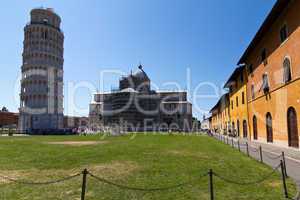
(239, 0), (299, 148)
(224, 66), (249, 138)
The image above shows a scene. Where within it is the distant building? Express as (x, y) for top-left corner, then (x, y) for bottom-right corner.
(18, 8), (64, 133)
(210, 93), (230, 135)
(201, 117), (210, 131)
(63, 116), (88, 130)
(89, 65), (192, 132)
(0, 112), (19, 128)
(208, 116), (212, 131)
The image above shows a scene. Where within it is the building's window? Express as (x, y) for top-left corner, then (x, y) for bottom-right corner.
(248, 64), (253, 74)
(283, 58), (292, 83)
(41, 30), (44, 39)
(45, 30), (48, 40)
(231, 100), (233, 110)
(236, 96), (238, 107)
(242, 92), (245, 104)
(243, 120), (248, 138)
(251, 84), (255, 99)
(43, 18), (48, 24)
(253, 115), (258, 140)
(262, 74), (269, 93)
(280, 25), (288, 43)
(237, 120), (240, 137)
(287, 107), (299, 148)
(240, 73), (244, 83)
(261, 48), (267, 65)
(266, 112), (273, 143)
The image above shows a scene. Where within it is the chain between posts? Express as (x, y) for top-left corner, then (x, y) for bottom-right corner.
(0, 161), (291, 200)
(248, 146), (259, 153)
(88, 171), (208, 192)
(213, 164), (281, 185)
(263, 151), (283, 160)
(0, 173), (81, 185)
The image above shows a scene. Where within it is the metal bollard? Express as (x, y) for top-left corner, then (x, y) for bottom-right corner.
(282, 152), (288, 178)
(246, 142), (249, 156)
(280, 160), (289, 199)
(81, 169), (88, 200)
(238, 140), (240, 152)
(209, 169), (214, 200)
(259, 146), (263, 163)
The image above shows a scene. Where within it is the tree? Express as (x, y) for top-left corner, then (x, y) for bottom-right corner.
(1, 107), (8, 112)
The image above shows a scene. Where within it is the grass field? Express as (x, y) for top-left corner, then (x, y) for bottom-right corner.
(0, 134), (297, 200)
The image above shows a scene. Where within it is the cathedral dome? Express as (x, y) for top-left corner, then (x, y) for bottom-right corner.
(132, 65), (149, 80)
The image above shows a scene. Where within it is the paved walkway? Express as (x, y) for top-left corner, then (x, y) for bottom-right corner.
(212, 133), (300, 199)
(250, 140), (300, 161)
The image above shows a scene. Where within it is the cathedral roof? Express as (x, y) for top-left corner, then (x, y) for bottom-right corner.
(119, 88), (138, 93)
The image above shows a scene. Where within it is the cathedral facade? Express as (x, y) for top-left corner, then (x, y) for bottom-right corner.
(89, 66), (192, 132)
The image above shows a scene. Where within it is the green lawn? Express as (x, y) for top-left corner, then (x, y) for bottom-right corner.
(0, 134), (297, 200)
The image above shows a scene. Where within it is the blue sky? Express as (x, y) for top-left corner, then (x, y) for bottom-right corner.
(0, 0), (276, 118)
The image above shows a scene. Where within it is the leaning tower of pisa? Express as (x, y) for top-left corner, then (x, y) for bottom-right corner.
(18, 8), (64, 133)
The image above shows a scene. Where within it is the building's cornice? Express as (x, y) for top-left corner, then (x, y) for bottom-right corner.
(238, 0), (291, 64)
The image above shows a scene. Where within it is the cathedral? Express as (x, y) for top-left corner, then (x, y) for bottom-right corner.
(89, 65), (192, 132)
